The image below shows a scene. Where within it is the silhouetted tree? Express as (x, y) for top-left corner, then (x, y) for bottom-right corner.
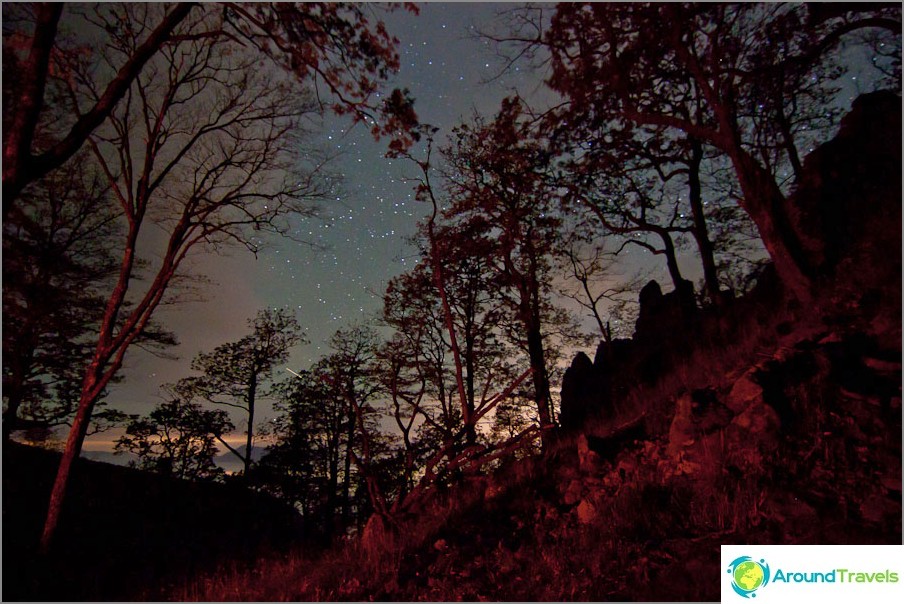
(2, 2), (418, 218)
(37, 2), (414, 550)
(115, 397), (233, 482)
(322, 325), (387, 524)
(258, 368), (348, 530)
(513, 2), (900, 301)
(441, 98), (563, 440)
(178, 309), (305, 476)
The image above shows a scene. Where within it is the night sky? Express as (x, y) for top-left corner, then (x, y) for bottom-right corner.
(85, 3), (563, 455)
(83, 2), (874, 458)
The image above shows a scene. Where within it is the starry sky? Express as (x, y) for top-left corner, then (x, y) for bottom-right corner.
(83, 2), (879, 457)
(86, 3), (565, 454)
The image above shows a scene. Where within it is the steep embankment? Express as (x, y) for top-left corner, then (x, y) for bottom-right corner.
(175, 92), (901, 601)
(2, 442), (303, 601)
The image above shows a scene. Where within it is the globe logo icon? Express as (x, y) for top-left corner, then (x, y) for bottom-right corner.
(727, 556), (771, 598)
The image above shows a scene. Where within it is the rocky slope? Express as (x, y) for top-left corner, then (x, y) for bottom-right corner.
(176, 91), (901, 602)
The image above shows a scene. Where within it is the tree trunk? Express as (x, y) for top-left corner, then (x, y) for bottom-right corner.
(774, 91), (804, 182)
(524, 317), (553, 436)
(342, 408), (355, 524)
(731, 149), (816, 303)
(464, 330), (477, 445)
(656, 229), (685, 292)
(687, 137), (722, 303)
(244, 368), (257, 477)
(328, 436), (339, 526)
(2, 4), (62, 220)
(39, 366), (101, 551)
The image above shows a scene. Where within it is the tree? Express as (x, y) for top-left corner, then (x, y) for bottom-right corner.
(2, 2), (418, 218)
(36, 3), (414, 550)
(557, 241), (644, 342)
(3, 152), (118, 439)
(375, 334), (433, 502)
(178, 309), (304, 476)
(382, 264), (461, 443)
(261, 325), (388, 533)
(532, 2), (900, 301)
(551, 114), (727, 302)
(115, 397), (233, 482)
(440, 98), (563, 439)
(322, 325), (386, 525)
(2, 150), (175, 441)
(257, 368), (349, 532)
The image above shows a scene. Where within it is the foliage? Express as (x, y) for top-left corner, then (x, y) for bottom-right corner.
(115, 398), (232, 481)
(258, 368), (347, 523)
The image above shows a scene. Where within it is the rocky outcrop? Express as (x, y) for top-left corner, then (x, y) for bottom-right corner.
(791, 90), (901, 278)
(634, 279), (697, 343)
(559, 280), (701, 434)
(559, 352), (596, 431)
(559, 92), (902, 440)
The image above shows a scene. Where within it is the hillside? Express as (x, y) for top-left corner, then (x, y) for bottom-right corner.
(171, 92), (902, 601)
(2, 442), (305, 601)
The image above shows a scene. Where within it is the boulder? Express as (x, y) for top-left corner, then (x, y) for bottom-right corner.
(726, 371), (764, 413)
(576, 499), (597, 524)
(559, 352), (596, 431)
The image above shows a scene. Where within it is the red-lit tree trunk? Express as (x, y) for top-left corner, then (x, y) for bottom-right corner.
(2, 3), (195, 220)
(41, 228), (146, 550)
(413, 140), (475, 442)
(729, 148), (817, 304)
(2, 3), (62, 218)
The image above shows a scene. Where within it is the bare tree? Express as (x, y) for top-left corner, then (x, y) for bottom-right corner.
(37, 2), (411, 550)
(2, 3), (418, 219)
(557, 242), (644, 343)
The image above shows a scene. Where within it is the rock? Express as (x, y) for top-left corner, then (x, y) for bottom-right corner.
(690, 388), (733, 434)
(560, 352), (596, 431)
(616, 457), (637, 479)
(726, 371), (763, 413)
(577, 433), (603, 473)
(791, 90), (901, 275)
(666, 393), (695, 459)
(576, 499), (597, 524)
(732, 401), (779, 438)
(634, 279), (697, 343)
(563, 479), (584, 506)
